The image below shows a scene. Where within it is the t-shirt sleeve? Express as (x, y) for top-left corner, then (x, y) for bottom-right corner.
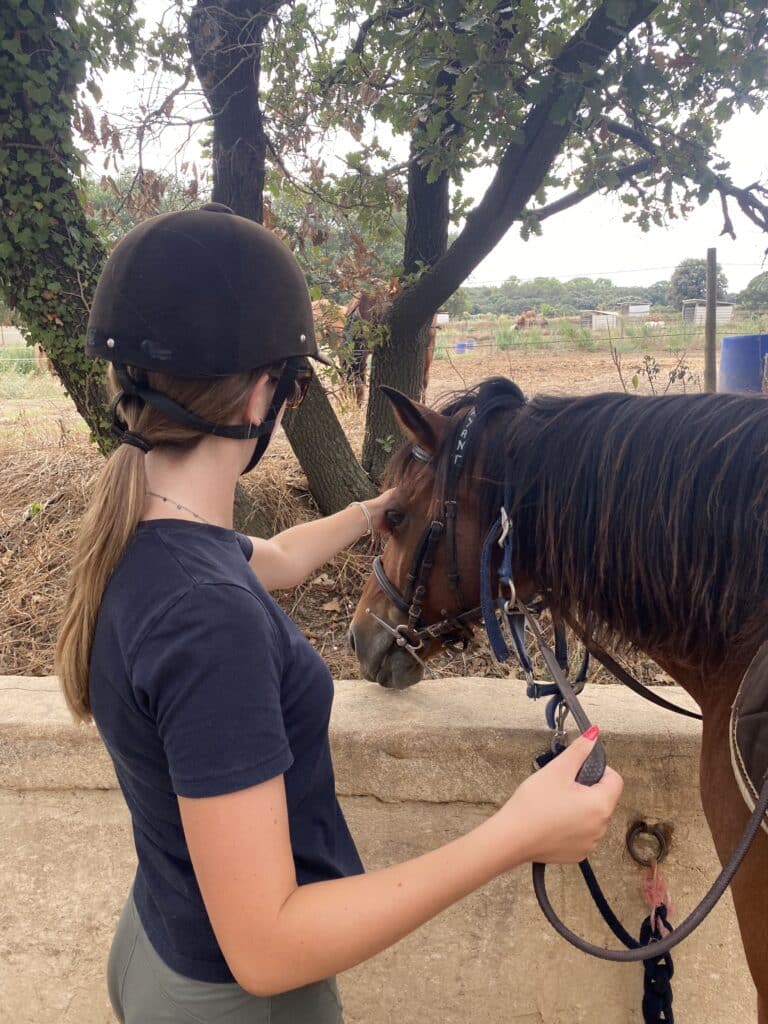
(235, 532), (254, 561)
(131, 583), (293, 798)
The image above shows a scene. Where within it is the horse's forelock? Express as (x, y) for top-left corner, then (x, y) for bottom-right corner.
(429, 377), (526, 522)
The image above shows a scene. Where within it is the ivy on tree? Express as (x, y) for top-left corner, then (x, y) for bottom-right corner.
(0, 0), (140, 450)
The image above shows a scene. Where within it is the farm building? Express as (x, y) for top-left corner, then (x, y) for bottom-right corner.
(681, 299), (734, 325)
(580, 309), (622, 332)
(621, 302), (651, 317)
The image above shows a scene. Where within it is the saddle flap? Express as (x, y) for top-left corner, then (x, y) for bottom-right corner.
(730, 640), (768, 835)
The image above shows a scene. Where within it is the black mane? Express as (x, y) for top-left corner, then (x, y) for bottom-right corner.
(506, 390), (768, 671)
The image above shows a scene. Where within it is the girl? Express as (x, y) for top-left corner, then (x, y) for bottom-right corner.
(56, 203), (623, 1023)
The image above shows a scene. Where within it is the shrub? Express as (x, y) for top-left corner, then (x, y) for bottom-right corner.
(495, 323), (517, 350)
(558, 322), (596, 350)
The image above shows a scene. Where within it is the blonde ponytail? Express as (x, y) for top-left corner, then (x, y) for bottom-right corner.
(56, 445), (148, 720)
(55, 364), (267, 721)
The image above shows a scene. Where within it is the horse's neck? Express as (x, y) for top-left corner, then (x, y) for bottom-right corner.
(638, 650), (743, 717)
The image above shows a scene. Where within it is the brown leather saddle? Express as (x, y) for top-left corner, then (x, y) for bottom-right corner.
(731, 640), (768, 835)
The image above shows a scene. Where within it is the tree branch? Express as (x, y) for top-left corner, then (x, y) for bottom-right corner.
(600, 116), (658, 155)
(596, 114), (768, 239)
(532, 157), (659, 222)
(326, 6), (417, 87)
(387, 0), (660, 331)
(715, 177), (768, 236)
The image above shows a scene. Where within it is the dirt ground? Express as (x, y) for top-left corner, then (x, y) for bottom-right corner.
(1, 346), (693, 682)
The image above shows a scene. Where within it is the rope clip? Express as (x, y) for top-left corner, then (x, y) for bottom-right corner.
(552, 701), (570, 752)
(498, 506), (511, 548)
(500, 576), (516, 613)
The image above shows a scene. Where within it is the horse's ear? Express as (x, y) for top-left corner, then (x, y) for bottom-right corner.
(381, 386), (449, 453)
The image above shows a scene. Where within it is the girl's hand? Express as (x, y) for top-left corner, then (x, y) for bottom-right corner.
(494, 729), (624, 866)
(358, 488), (398, 534)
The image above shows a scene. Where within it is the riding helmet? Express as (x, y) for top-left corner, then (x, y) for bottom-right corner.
(86, 202), (329, 374)
(86, 203), (329, 472)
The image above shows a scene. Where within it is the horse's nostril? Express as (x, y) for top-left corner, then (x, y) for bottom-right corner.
(348, 627), (357, 655)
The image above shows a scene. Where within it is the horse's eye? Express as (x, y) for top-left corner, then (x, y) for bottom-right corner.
(385, 509), (405, 530)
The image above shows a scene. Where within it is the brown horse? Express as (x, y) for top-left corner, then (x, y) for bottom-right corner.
(350, 376), (768, 1019)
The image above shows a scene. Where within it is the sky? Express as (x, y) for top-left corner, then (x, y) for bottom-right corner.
(463, 110), (768, 293)
(91, 8), (768, 296)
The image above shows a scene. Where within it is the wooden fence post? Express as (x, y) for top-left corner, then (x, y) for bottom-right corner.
(704, 248), (717, 392)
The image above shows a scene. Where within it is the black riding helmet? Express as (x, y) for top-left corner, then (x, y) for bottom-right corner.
(86, 202), (329, 472)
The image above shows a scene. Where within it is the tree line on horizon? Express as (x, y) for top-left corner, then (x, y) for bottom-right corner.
(449, 260), (768, 319)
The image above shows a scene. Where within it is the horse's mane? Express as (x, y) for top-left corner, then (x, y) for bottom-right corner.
(506, 390), (768, 670)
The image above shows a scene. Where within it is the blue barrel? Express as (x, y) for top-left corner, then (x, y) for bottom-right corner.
(455, 341), (467, 354)
(466, 338), (476, 350)
(718, 334), (768, 393)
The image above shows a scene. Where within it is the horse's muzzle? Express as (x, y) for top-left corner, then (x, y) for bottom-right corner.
(348, 620), (425, 688)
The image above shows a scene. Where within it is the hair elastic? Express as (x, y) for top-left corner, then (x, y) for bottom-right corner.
(118, 430), (154, 453)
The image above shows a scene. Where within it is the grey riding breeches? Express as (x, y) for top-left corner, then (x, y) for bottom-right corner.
(107, 892), (344, 1024)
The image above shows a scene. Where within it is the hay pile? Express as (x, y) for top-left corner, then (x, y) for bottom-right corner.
(1, 432), (99, 675)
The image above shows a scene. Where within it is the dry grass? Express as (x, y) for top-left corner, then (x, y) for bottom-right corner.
(0, 430), (100, 675)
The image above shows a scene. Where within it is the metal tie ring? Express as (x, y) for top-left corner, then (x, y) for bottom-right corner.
(626, 821), (669, 867)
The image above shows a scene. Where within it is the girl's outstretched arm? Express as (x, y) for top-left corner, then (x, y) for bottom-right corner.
(247, 489), (396, 590)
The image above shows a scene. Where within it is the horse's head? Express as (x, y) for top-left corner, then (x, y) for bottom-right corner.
(350, 378), (526, 688)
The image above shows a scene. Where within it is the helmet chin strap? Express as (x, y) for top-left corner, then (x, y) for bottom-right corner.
(242, 360), (300, 474)
(111, 359), (302, 475)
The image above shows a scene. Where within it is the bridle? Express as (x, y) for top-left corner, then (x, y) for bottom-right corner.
(367, 406), (487, 665)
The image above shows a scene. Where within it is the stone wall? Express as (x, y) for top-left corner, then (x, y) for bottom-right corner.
(0, 676), (753, 1023)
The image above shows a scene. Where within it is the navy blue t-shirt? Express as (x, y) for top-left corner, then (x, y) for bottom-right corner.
(90, 519), (363, 983)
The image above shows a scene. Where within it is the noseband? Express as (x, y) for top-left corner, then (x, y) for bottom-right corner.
(369, 406), (485, 659)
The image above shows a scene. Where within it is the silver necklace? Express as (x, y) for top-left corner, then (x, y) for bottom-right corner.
(145, 491), (212, 526)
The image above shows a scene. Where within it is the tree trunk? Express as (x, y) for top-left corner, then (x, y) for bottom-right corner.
(363, 140), (449, 481)
(283, 376), (376, 515)
(0, 3), (113, 451)
(189, 0), (376, 513)
(187, 0), (274, 222)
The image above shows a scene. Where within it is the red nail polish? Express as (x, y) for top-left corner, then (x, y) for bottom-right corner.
(583, 725), (599, 741)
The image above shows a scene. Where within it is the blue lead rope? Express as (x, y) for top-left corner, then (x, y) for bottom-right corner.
(479, 517), (511, 662)
(479, 516), (533, 675)
(480, 510), (561, 704)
